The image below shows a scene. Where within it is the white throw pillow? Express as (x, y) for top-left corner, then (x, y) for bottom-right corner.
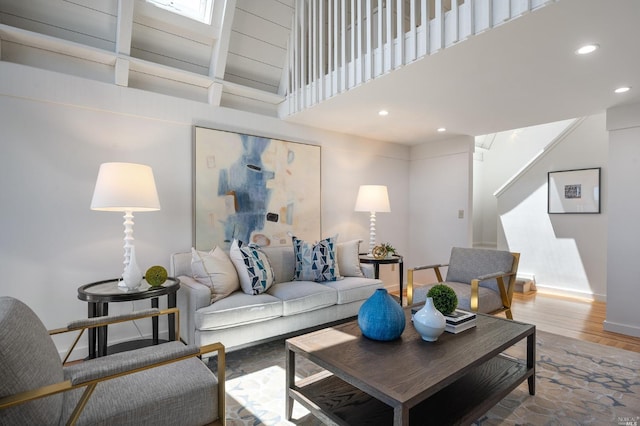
(337, 239), (364, 277)
(229, 239), (275, 295)
(191, 247), (240, 303)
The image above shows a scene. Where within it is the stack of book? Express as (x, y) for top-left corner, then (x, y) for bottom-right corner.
(444, 309), (477, 334)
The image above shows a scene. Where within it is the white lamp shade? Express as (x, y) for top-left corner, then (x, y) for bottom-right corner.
(354, 185), (391, 212)
(91, 162), (161, 212)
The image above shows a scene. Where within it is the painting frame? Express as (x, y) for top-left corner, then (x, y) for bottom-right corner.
(193, 126), (321, 251)
(548, 167), (601, 214)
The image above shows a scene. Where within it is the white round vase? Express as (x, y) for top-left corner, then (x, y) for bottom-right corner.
(413, 297), (446, 342)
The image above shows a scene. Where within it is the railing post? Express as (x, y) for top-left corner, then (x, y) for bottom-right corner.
(420, 0), (428, 56)
(377, 0), (383, 75)
(386, 0), (392, 72)
(435, 0), (444, 51)
(340, 0), (346, 92)
(396, 0), (403, 67)
(328, 0), (333, 98)
(311, 0), (317, 105)
(451, 0), (459, 45)
(365, 0), (372, 81)
(409, 0), (417, 62)
(334, 0), (340, 93)
(357, 0), (363, 84)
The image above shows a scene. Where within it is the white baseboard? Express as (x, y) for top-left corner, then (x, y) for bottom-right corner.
(603, 320), (640, 338)
(534, 284), (606, 302)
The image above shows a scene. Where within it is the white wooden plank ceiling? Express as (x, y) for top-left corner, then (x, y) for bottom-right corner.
(0, 0), (294, 101)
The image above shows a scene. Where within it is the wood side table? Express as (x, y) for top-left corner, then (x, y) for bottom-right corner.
(77, 277), (180, 358)
(359, 254), (404, 305)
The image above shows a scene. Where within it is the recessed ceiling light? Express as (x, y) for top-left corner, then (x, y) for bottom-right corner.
(437, 127), (446, 132)
(575, 44), (599, 55)
(615, 86), (631, 94)
(378, 110), (389, 116)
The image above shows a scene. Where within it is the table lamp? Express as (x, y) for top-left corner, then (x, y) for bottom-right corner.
(354, 185), (391, 256)
(91, 162), (161, 289)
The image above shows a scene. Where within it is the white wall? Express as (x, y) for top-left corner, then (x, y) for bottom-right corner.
(0, 62), (410, 356)
(473, 119), (575, 248)
(605, 101), (640, 337)
(495, 114), (608, 300)
(407, 137), (474, 283)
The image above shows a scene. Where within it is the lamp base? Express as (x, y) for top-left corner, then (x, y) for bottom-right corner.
(121, 245), (143, 290)
(367, 211), (377, 255)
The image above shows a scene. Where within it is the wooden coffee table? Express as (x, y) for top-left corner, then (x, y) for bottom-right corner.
(286, 310), (535, 425)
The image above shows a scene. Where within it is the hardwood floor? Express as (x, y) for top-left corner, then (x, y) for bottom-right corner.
(504, 291), (640, 353)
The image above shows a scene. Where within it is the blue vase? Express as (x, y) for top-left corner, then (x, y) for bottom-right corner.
(358, 288), (406, 341)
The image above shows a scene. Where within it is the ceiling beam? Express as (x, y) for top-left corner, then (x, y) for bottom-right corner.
(115, 0), (134, 86)
(208, 0), (236, 105)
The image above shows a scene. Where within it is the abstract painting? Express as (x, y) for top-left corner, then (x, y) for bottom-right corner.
(194, 127), (321, 250)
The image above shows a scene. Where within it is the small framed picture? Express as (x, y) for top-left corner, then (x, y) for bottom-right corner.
(548, 168), (601, 214)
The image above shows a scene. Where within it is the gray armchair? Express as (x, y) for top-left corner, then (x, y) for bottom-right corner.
(407, 247), (520, 319)
(0, 296), (225, 426)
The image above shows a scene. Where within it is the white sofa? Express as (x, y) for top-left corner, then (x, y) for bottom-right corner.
(170, 244), (383, 351)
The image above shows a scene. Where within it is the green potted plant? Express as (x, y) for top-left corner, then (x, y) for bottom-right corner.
(381, 242), (396, 256)
(427, 284), (458, 315)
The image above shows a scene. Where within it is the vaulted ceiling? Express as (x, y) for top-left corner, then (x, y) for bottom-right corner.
(0, 0), (293, 113)
(1, 0), (639, 145)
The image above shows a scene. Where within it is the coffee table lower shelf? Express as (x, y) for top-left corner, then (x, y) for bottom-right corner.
(289, 354), (533, 426)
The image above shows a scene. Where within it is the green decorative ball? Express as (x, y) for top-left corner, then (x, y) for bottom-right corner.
(145, 265), (168, 287)
(427, 284), (458, 315)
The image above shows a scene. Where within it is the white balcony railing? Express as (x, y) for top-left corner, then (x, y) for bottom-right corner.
(281, 0), (556, 116)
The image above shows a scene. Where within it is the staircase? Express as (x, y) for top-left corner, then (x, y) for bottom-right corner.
(280, 0), (556, 117)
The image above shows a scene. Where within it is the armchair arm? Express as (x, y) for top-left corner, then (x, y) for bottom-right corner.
(199, 342), (226, 425)
(406, 263), (447, 305)
(410, 263), (447, 272)
(476, 271), (511, 281)
(64, 308), (161, 330)
(63, 341), (200, 385)
(49, 308), (180, 364)
(0, 380), (73, 411)
(469, 270), (517, 316)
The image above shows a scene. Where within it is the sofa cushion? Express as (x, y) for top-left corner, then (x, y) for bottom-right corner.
(412, 281), (504, 314)
(267, 281), (338, 316)
(194, 291), (283, 330)
(336, 239), (364, 277)
(446, 247), (514, 293)
(229, 239), (275, 295)
(323, 277), (383, 304)
(292, 235), (339, 282)
(191, 247), (240, 302)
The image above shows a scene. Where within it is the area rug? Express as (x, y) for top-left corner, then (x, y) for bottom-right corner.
(209, 331), (640, 425)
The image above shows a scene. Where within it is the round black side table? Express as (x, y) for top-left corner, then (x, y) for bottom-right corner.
(359, 254), (404, 305)
(77, 278), (180, 358)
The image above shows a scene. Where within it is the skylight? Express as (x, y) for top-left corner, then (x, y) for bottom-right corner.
(146, 0), (214, 24)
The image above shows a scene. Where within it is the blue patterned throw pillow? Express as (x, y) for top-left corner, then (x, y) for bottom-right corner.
(292, 235), (339, 282)
(229, 239), (275, 295)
